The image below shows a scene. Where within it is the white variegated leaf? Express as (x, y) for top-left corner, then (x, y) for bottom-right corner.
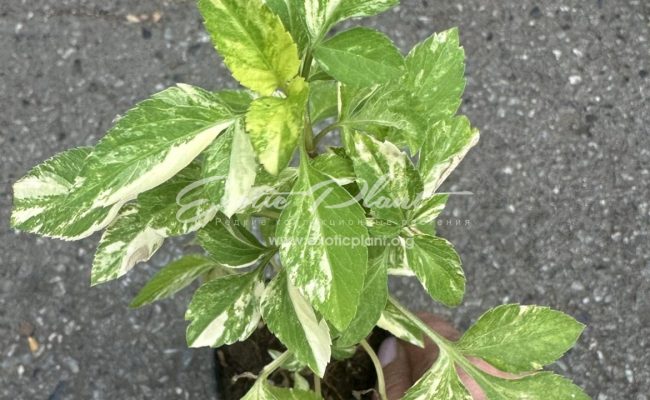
(402, 352), (472, 400)
(472, 371), (589, 400)
(419, 116), (479, 198)
(91, 205), (165, 286)
(377, 298), (424, 347)
(202, 120), (258, 217)
(399, 234), (465, 307)
(276, 154), (368, 331)
(261, 270), (332, 376)
(348, 131), (422, 225)
(304, 0), (398, 41)
(457, 305), (585, 373)
(403, 28), (466, 125)
(12, 84), (234, 239)
(186, 269), (265, 348)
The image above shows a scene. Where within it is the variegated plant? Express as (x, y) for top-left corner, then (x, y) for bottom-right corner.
(11, 0), (589, 399)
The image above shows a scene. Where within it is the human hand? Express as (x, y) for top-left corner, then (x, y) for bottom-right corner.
(377, 313), (512, 400)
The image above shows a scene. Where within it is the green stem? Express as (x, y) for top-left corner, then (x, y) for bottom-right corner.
(259, 351), (291, 380)
(361, 340), (388, 400)
(313, 123), (340, 146)
(388, 296), (500, 391)
(314, 374), (322, 395)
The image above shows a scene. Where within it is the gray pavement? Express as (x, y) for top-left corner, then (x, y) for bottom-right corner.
(1, 0), (648, 399)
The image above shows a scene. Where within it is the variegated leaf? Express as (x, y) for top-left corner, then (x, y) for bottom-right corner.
(246, 78), (309, 175)
(130, 255), (219, 308)
(198, 216), (269, 269)
(457, 305), (585, 373)
(314, 27), (404, 86)
(419, 116), (479, 198)
(411, 194), (449, 225)
(138, 162), (219, 237)
(399, 234), (465, 307)
(12, 84), (234, 240)
(276, 154), (368, 331)
(11, 147), (123, 241)
(472, 371), (589, 400)
(339, 86), (427, 152)
(92, 162), (220, 286)
(91, 205), (165, 286)
(304, 0), (399, 41)
(261, 270), (332, 377)
(264, 0), (310, 54)
(377, 297), (424, 347)
(311, 148), (355, 185)
(402, 352), (472, 400)
(202, 120), (258, 217)
(404, 28), (466, 125)
(198, 0), (300, 96)
(348, 131), (422, 225)
(186, 269), (265, 348)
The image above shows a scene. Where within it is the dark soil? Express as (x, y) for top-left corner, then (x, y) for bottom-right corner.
(216, 326), (388, 399)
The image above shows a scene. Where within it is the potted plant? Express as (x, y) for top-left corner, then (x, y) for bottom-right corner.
(11, 0), (589, 398)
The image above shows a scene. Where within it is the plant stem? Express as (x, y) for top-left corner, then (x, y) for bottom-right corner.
(361, 340), (388, 400)
(259, 351), (291, 380)
(387, 296), (502, 391)
(314, 374), (322, 396)
(313, 123), (340, 146)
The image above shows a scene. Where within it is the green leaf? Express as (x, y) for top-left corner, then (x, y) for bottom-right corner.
(340, 86), (427, 152)
(337, 247), (388, 347)
(198, 216), (269, 268)
(377, 297), (424, 347)
(348, 131), (421, 225)
(404, 28), (466, 124)
(419, 116), (479, 198)
(12, 84), (234, 240)
(246, 77), (309, 175)
(266, 385), (323, 400)
(186, 269), (264, 347)
(261, 270), (332, 376)
(276, 156), (369, 331)
(304, 0), (399, 41)
(129, 255), (218, 308)
(202, 120), (258, 217)
(243, 382), (323, 400)
(211, 89), (255, 114)
(457, 305), (585, 373)
(400, 234), (465, 307)
(473, 371), (589, 400)
(314, 27), (404, 86)
(311, 148), (355, 185)
(411, 194), (449, 225)
(198, 0), (300, 95)
(91, 204), (165, 286)
(309, 80), (338, 124)
(402, 352), (472, 400)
